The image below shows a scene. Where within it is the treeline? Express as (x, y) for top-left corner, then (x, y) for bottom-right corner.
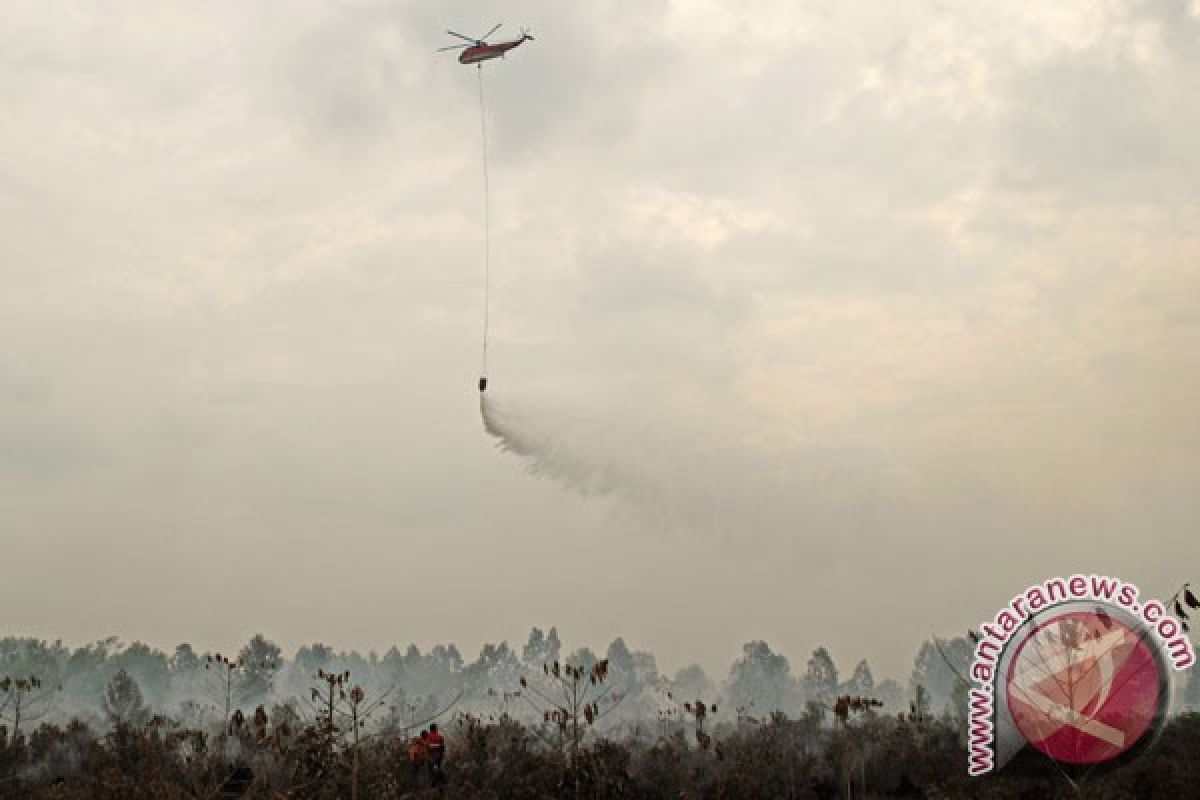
(4, 630), (1198, 733)
(0, 630), (988, 735)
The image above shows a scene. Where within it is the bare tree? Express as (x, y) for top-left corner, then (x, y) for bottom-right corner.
(655, 679), (721, 753)
(303, 668), (396, 800)
(518, 658), (625, 759)
(0, 674), (58, 746)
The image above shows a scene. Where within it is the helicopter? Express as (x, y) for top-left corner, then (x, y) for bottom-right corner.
(438, 24), (534, 65)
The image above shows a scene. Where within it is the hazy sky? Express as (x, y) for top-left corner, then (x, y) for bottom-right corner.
(2, 1), (1198, 683)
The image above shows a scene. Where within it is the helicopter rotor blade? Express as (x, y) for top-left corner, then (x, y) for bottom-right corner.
(446, 30), (479, 44)
(480, 23), (502, 41)
(437, 44), (470, 51)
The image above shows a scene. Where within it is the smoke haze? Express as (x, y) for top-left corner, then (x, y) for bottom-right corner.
(2, 0), (1198, 684)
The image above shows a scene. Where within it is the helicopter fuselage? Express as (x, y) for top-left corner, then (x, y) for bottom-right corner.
(459, 37), (530, 64)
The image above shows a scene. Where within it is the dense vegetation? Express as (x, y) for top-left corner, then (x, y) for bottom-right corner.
(4, 707), (1200, 798)
(1, 632), (1197, 798)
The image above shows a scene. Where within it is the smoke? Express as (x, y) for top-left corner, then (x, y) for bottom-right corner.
(478, 389), (724, 529)
(478, 388), (904, 545)
(480, 392), (637, 498)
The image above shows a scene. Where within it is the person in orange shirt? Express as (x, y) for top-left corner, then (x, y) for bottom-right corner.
(407, 729), (429, 786)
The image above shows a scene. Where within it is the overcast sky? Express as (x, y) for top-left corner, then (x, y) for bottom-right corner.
(2, 0), (1198, 683)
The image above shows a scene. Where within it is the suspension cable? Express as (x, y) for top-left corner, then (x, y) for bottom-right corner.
(478, 64), (490, 384)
